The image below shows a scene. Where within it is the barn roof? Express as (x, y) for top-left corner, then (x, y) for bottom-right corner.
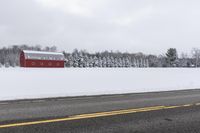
(23, 50), (64, 56)
(22, 50), (65, 61)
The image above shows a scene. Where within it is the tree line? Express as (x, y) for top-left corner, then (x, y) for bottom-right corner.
(0, 45), (199, 68)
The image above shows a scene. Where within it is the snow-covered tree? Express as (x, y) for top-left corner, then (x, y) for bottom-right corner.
(166, 48), (178, 67)
(191, 48), (200, 67)
(5, 62), (10, 68)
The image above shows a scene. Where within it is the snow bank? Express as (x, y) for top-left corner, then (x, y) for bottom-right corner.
(1, 68), (200, 101)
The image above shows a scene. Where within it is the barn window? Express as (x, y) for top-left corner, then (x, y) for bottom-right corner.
(32, 62), (36, 65)
(48, 62), (52, 66)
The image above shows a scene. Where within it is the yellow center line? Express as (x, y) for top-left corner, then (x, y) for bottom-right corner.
(163, 105), (182, 109)
(0, 104), (196, 129)
(73, 106), (165, 118)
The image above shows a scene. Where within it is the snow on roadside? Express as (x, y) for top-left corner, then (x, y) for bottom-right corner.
(0, 68), (200, 101)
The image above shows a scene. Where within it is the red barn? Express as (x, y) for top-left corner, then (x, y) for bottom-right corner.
(20, 50), (65, 68)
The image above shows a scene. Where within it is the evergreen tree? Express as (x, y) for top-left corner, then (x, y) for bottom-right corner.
(166, 48), (178, 67)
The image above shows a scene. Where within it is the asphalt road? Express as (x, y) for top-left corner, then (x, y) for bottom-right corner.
(1, 89), (200, 133)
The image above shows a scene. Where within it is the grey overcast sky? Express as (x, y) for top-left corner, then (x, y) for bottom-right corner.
(0, 0), (200, 54)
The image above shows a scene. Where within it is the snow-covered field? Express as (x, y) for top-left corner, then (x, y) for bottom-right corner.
(1, 68), (200, 101)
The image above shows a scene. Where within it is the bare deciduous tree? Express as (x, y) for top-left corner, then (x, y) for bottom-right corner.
(191, 48), (200, 67)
